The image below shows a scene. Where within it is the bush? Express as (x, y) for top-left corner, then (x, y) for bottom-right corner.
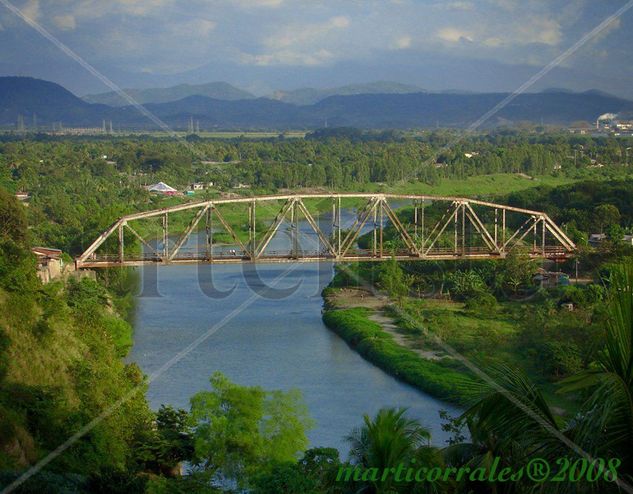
(464, 292), (498, 316)
(103, 316), (134, 357)
(322, 308), (473, 404)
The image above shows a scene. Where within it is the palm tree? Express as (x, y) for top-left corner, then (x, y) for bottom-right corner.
(447, 262), (633, 493)
(560, 261), (633, 480)
(346, 407), (437, 493)
(445, 364), (565, 493)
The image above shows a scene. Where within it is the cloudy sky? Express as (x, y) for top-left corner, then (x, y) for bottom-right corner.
(1, 0), (632, 97)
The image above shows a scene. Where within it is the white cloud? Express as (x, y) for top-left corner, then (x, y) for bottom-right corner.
(436, 27), (473, 43)
(264, 16), (350, 50)
(231, 0), (284, 7)
(53, 14), (76, 31)
(67, 0), (171, 20)
(516, 16), (561, 45)
(443, 1), (474, 11)
(239, 15), (350, 67)
(20, 0), (40, 21)
(483, 37), (503, 47)
(590, 16), (621, 43)
(181, 18), (217, 36)
(394, 35), (412, 49)
(240, 48), (334, 66)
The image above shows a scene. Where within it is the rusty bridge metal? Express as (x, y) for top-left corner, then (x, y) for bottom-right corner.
(75, 193), (575, 268)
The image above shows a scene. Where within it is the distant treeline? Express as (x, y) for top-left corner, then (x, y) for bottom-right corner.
(1, 132), (632, 253)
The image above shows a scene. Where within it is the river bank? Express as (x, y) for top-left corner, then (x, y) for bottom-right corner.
(129, 261), (461, 451)
(321, 287), (474, 406)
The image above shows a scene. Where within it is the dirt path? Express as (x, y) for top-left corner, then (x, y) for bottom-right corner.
(326, 288), (445, 361)
(368, 312), (445, 361)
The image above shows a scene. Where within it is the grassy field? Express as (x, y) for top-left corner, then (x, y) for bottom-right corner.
(322, 306), (473, 405)
(322, 284), (578, 413)
(111, 171), (586, 255)
(113, 130), (308, 139)
(394, 298), (576, 412)
(380, 173), (576, 198)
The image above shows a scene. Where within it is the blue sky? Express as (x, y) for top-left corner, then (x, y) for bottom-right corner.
(1, 0), (632, 98)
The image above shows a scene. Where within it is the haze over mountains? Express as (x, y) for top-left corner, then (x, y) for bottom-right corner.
(2, 76), (632, 131)
(83, 82), (255, 107)
(85, 81), (426, 107)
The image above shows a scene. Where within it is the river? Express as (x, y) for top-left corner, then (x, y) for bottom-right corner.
(128, 207), (460, 454)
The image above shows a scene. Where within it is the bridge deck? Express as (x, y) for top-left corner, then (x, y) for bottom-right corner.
(76, 194), (575, 269)
(77, 247), (571, 268)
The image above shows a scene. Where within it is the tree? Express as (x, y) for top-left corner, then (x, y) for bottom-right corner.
(346, 408), (439, 493)
(593, 204), (621, 234)
(561, 262), (633, 474)
(251, 448), (345, 494)
(447, 269), (487, 301)
(189, 372), (313, 487)
(133, 405), (194, 476)
(451, 365), (564, 493)
(379, 257), (410, 304)
(0, 187), (28, 245)
(499, 248), (535, 297)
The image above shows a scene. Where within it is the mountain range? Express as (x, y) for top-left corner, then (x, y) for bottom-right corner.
(83, 82), (255, 107)
(84, 81), (426, 106)
(2, 76), (632, 130)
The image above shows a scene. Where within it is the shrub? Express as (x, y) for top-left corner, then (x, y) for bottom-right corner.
(322, 308), (473, 404)
(464, 292), (498, 316)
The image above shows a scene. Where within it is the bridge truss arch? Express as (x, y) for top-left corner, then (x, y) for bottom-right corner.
(76, 193), (575, 268)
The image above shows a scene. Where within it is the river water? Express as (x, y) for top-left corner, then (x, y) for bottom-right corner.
(128, 208), (460, 454)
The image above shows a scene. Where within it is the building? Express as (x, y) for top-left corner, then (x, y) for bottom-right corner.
(533, 268), (570, 288)
(596, 113), (618, 130)
(32, 247), (64, 283)
(15, 192), (30, 202)
(190, 182), (205, 191)
(595, 113), (633, 136)
(146, 182), (178, 195)
(589, 233), (606, 246)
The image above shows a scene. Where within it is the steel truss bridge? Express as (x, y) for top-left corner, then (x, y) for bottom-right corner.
(76, 194), (575, 269)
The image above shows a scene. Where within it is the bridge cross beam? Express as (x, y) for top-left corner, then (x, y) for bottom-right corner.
(75, 193), (576, 267)
(339, 196), (380, 259)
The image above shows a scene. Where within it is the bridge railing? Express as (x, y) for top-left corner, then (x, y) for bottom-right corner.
(76, 194), (575, 268)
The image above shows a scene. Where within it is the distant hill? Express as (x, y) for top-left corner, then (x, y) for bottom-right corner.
(141, 95), (314, 129)
(83, 82), (255, 106)
(271, 81), (425, 105)
(310, 91), (633, 128)
(2, 77), (633, 130)
(0, 76), (113, 125)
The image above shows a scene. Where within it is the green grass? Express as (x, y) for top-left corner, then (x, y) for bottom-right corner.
(397, 298), (577, 412)
(107, 130), (307, 139)
(322, 307), (475, 405)
(379, 174), (577, 198)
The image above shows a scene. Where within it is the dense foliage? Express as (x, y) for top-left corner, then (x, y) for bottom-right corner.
(1, 132), (631, 254)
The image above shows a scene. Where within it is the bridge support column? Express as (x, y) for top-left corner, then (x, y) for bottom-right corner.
(205, 207), (212, 260)
(163, 213), (169, 260)
(118, 223), (124, 263)
(249, 200), (256, 260)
